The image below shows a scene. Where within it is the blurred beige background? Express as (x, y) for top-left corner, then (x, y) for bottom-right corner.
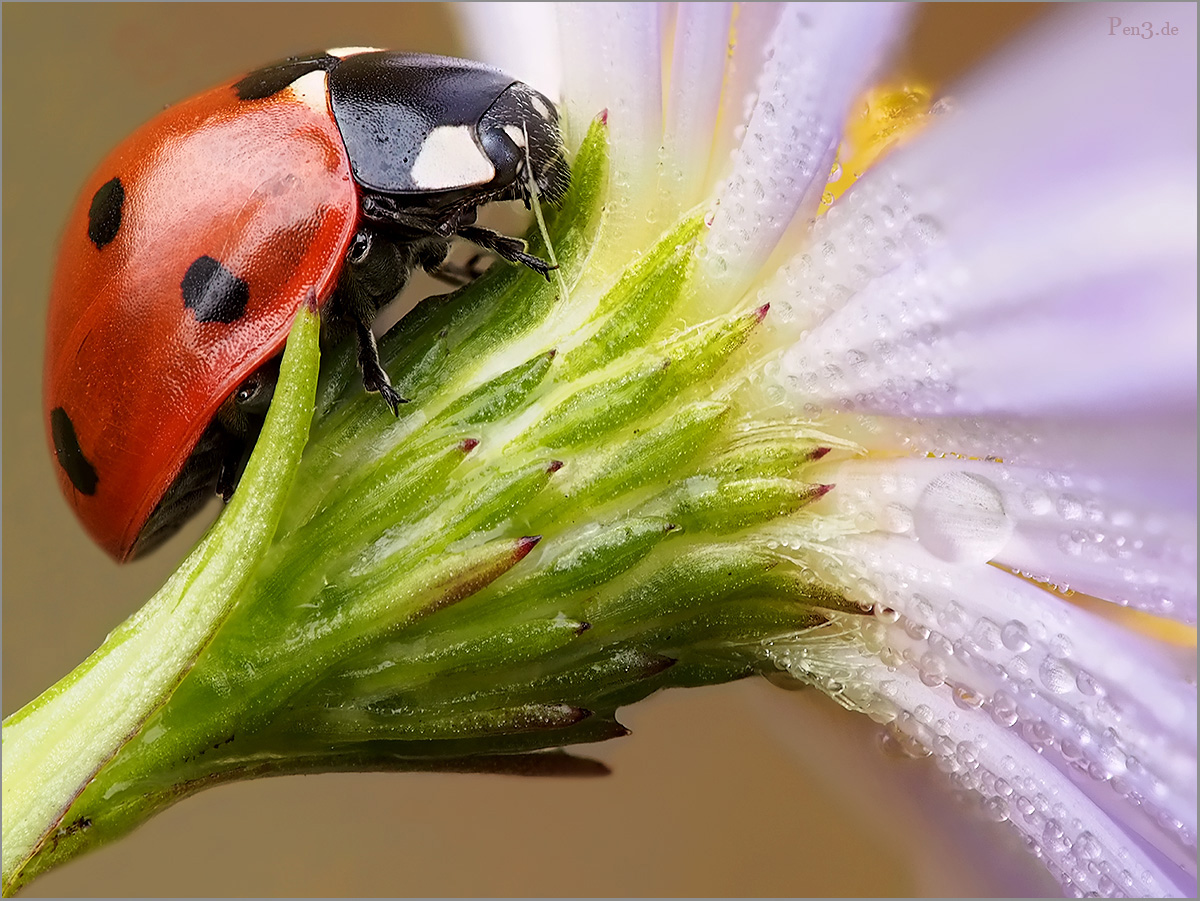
(4, 3), (1056, 896)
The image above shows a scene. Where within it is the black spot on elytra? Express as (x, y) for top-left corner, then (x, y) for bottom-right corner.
(87, 177), (124, 249)
(51, 407), (99, 495)
(232, 53), (339, 101)
(181, 256), (250, 323)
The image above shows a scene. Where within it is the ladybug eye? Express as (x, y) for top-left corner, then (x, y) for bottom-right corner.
(233, 369), (276, 415)
(347, 230), (372, 265)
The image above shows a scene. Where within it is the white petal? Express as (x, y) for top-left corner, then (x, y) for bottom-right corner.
(453, 2), (562, 97)
(766, 3), (1196, 420)
(662, 2), (734, 216)
(813, 409), (1198, 519)
(751, 684), (1062, 896)
(810, 457), (1198, 624)
(557, 2), (664, 248)
(700, 3), (911, 307)
(763, 533), (1198, 895)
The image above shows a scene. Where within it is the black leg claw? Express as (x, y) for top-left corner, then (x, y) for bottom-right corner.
(459, 225), (556, 281)
(375, 382), (408, 417)
(356, 321), (408, 416)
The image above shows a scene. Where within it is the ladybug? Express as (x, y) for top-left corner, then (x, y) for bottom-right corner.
(44, 48), (569, 561)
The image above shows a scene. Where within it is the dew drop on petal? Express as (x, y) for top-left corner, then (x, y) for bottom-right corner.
(913, 471), (1014, 564)
(1039, 657), (1075, 694)
(990, 690), (1020, 727)
(1001, 620), (1032, 653)
(983, 796), (1010, 822)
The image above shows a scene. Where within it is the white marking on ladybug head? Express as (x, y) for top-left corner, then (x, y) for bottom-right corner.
(410, 125), (495, 191)
(327, 46), (382, 58)
(503, 125), (527, 148)
(287, 70), (330, 113)
(530, 94), (552, 120)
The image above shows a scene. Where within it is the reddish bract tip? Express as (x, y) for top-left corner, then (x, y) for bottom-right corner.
(809, 446), (832, 461)
(459, 438), (480, 453)
(514, 535), (542, 559)
(304, 287), (321, 313)
(813, 483), (835, 499)
(597, 108), (609, 125)
(753, 303), (770, 322)
(547, 460), (564, 474)
(546, 348), (558, 360)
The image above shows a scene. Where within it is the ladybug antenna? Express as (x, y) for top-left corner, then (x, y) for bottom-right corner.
(523, 121), (568, 303)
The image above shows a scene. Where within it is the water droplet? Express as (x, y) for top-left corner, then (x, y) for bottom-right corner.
(1043, 820), (1070, 855)
(919, 652), (947, 686)
(1051, 633), (1074, 659)
(990, 690), (1019, 727)
(880, 503), (914, 533)
(913, 472), (1014, 564)
(1075, 831), (1102, 861)
(904, 618), (930, 641)
(1057, 495), (1084, 520)
(908, 214), (943, 246)
(983, 796), (1010, 822)
(952, 684), (985, 710)
(1001, 620), (1032, 653)
(972, 617), (1003, 651)
(1040, 657), (1075, 694)
(1022, 489), (1052, 516)
(880, 725), (930, 759)
(874, 604), (900, 623)
(930, 96), (956, 116)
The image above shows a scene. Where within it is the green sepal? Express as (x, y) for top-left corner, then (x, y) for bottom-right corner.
(562, 215), (705, 378)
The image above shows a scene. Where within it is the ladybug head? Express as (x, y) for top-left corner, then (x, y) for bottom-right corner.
(477, 82), (570, 209)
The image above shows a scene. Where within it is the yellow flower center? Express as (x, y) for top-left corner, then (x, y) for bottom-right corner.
(819, 84), (936, 213)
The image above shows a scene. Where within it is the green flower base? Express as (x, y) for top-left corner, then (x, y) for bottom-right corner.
(2, 120), (855, 895)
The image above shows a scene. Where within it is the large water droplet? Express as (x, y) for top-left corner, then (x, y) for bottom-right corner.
(913, 471), (1014, 564)
(990, 690), (1019, 727)
(983, 796), (1010, 822)
(1001, 620), (1032, 652)
(1040, 657), (1075, 694)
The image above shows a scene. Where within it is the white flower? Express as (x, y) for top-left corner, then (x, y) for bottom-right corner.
(461, 3), (1197, 895)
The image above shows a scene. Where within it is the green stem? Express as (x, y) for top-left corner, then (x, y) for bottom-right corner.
(1, 307), (322, 895)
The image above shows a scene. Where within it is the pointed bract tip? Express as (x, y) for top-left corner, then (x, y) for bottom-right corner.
(546, 348), (558, 359)
(304, 287), (321, 313)
(812, 483), (835, 499)
(809, 446), (832, 461)
(575, 621), (592, 635)
(597, 108), (609, 125)
(514, 535), (542, 559)
(753, 303), (770, 322)
(459, 438), (480, 453)
(547, 460), (564, 474)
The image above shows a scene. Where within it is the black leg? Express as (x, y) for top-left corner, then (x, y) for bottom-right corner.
(216, 441), (245, 502)
(355, 320), (407, 415)
(429, 252), (491, 287)
(458, 225), (556, 281)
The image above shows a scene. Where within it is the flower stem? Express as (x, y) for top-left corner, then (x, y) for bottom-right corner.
(1, 306), (322, 895)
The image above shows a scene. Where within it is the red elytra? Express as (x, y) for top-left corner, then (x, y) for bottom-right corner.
(44, 76), (357, 561)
